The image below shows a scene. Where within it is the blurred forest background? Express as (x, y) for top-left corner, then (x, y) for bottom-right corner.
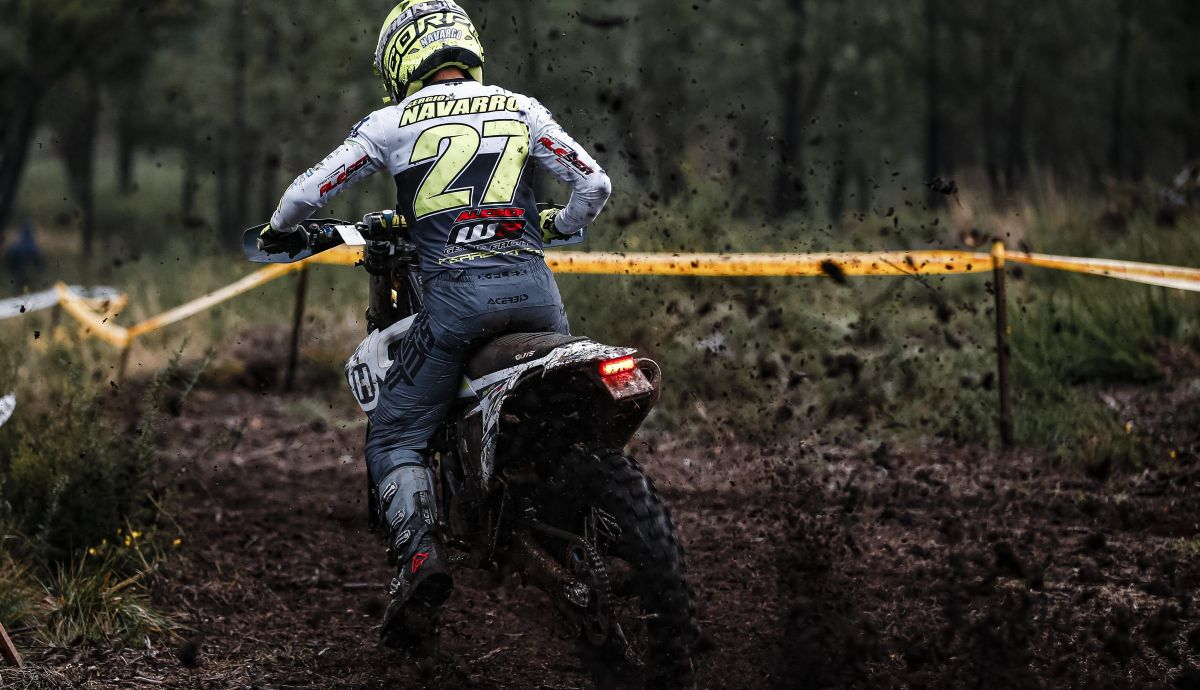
(2, 0), (1199, 460)
(2, 0), (1199, 252)
(1, 0), (1199, 467)
(2, 1), (1200, 679)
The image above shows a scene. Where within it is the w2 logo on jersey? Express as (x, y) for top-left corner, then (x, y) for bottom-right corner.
(449, 220), (526, 245)
(448, 207), (527, 245)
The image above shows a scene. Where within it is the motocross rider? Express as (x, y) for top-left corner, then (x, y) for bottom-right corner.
(259, 0), (611, 649)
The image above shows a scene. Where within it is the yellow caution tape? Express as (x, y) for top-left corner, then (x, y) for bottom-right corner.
(30, 244), (1198, 354)
(98, 292), (130, 317)
(545, 250), (996, 276)
(311, 245), (363, 266)
(312, 247), (996, 277)
(1008, 252), (1200, 292)
(126, 262), (306, 338)
(54, 282), (131, 347)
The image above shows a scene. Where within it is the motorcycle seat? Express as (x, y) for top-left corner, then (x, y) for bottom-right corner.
(466, 331), (587, 379)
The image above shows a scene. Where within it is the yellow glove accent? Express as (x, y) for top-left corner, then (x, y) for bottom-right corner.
(539, 208), (563, 243)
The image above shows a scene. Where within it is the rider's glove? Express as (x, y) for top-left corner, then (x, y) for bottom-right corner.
(539, 207), (566, 244)
(256, 223), (307, 255)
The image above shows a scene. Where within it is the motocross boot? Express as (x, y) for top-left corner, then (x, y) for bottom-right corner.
(376, 463), (453, 653)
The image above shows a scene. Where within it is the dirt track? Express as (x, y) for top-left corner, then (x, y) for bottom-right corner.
(24, 388), (1200, 689)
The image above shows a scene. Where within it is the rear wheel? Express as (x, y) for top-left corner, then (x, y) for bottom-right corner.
(539, 449), (697, 688)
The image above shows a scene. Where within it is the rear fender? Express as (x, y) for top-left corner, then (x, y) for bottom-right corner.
(456, 340), (637, 488)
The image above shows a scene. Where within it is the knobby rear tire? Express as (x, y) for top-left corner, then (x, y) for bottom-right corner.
(545, 449), (698, 688)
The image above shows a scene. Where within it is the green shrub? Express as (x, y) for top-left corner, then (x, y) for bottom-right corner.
(0, 344), (197, 642)
(0, 350), (156, 563)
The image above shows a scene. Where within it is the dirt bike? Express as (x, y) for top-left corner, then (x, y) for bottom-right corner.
(243, 211), (697, 686)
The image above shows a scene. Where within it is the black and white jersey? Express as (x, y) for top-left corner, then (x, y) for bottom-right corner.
(271, 80), (611, 274)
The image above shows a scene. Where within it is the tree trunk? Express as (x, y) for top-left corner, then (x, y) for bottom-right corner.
(1188, 71), (1200, 162)
(117, 134), (135, 196)
(115, 77), (143, 195)
(828, 108), (850, 222)
(229, 0), (252, 231)
(944, 8), (969, 176)
(0, 91), (39, 245)
(774, 0), (809, 216)
(614, 85), (652, 186)
(924, 0), (942, 208)
(259, 148), (280, 222)
(181, 145), (198, 224)
(855, 164), (871, 215)
(1130, 55), (1148, 180)
(515, 0), (546, 201)
(516, 0), (539, 94)
(644, 16), (689, 202)
(1004, 74), (1026, 194)
(59, 75), (101, 259)
(979, 0), (1001, 199)
(1109, 0), (1133, 178)
(827, 1), (851, 222)
(1002, 2), (1027, 194)
(612, 4), (652, 187)
(216, 145), (233, 239)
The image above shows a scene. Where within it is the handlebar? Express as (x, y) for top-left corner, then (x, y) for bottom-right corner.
(243, 211), (412, 265)
(244, 205), (582, 266)
(300, 212), (415, 253)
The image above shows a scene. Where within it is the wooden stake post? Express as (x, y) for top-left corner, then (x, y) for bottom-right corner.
(0, 622), (22, 667)
(117, 343), (132, 383)
(284, 265), (310, 392)
(992, 241), (1014, 446)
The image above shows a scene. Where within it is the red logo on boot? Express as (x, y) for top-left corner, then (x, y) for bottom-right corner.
(411, 552), (430, 574)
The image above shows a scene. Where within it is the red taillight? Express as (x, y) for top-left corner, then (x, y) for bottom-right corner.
(599, 355), (636, 377)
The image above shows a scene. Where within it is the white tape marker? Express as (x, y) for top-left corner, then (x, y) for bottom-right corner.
(0, 286), (124, 321)
(0, 394), (14, 429)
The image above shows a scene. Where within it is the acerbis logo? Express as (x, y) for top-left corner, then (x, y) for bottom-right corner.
(479, 268), (531, 280)
(486, 294), (528, 305)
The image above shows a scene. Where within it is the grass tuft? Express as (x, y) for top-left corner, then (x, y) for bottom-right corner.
(39, 553), (180, 646)
(0, 554), (41, 629)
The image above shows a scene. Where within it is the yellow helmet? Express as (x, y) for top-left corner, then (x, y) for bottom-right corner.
(374, 1), (485, 102)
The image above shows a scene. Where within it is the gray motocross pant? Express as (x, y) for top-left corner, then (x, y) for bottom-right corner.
(364, 257), (569, 563)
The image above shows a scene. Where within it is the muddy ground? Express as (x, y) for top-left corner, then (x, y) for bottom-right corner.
(11, 385), (1200, 689)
